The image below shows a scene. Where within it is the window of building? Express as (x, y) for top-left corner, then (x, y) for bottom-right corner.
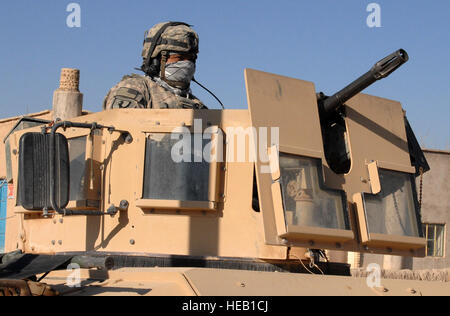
(422, 224), (445, 257)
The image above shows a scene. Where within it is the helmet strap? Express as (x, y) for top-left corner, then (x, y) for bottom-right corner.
(160, 51), (191, 90)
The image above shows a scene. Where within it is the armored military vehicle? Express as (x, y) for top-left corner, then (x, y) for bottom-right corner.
(0, 49), (447, 296)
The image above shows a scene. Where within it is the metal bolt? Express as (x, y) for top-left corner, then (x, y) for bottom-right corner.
(12, 149), (17, 155)
(119, 200), (129, 210)
(130, 239), (135, 245)
(124, 134), (133, 144)
(336, 243), (342, 249)
(59, 219), (64, 224)
(51, 240), (56, 245)
(107, 205), (118, 216)
(58, 240), (62, 245)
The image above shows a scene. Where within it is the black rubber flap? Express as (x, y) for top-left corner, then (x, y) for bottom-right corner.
(0, 254), (73, 280)
(17, 133), (70, 211)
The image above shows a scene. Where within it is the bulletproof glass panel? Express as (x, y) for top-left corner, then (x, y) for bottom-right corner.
(279, 154), (350, 230)
(18, 133), (69, 210)
(363, 169), (420, 238)
(143, 134), (210, 201)
(68, 137), (87, 201)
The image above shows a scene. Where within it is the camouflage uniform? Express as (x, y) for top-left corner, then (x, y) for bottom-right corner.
(102, 74), (206, 110)
(103, 22), (205, 111)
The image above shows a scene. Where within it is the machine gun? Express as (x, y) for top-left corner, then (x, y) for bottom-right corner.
(316, 49), (428, 175)
(318, 49), (409, 121)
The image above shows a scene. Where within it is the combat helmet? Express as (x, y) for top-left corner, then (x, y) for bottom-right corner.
(141, 22), (199, 77)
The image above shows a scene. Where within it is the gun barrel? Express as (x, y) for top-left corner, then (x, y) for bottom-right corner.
(321, 49), (409, 117)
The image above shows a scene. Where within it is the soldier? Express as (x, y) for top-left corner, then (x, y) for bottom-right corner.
(103, 22), (206, 110)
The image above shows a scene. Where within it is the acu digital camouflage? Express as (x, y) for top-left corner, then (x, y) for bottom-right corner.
(142, 23), (199, 60)
(103, 74), (206, 110)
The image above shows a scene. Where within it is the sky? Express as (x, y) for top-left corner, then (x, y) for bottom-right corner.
(0, 0), (448, 150)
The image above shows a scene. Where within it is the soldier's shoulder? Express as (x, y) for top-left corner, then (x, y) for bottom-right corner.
(189, 93), (208, 109)
(103, 74), (153, 110)
(106, 74), (153, 101)
(116, 73), (153, 89)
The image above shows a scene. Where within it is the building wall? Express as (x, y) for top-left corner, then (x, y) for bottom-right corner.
(412, 150), (450, 270)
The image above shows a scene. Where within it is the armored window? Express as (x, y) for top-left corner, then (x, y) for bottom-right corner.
(422, 224), (445, 257)
(138, 130), (222, 211)
(269, 152), (354, 244)
(68, 136), (87, 201)
(143, 134), (210, 201)
(354, 169), (426, 251)
(279, 154), (350, 230)
(362, 170), (421, 238)
(65, 132), (102, 210)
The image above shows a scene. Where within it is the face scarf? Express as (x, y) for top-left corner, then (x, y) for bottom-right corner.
(165, 59), (196, 86)
(154, 60), (196, 96)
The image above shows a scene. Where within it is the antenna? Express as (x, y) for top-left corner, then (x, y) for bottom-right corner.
(192, 78), (225, 110)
